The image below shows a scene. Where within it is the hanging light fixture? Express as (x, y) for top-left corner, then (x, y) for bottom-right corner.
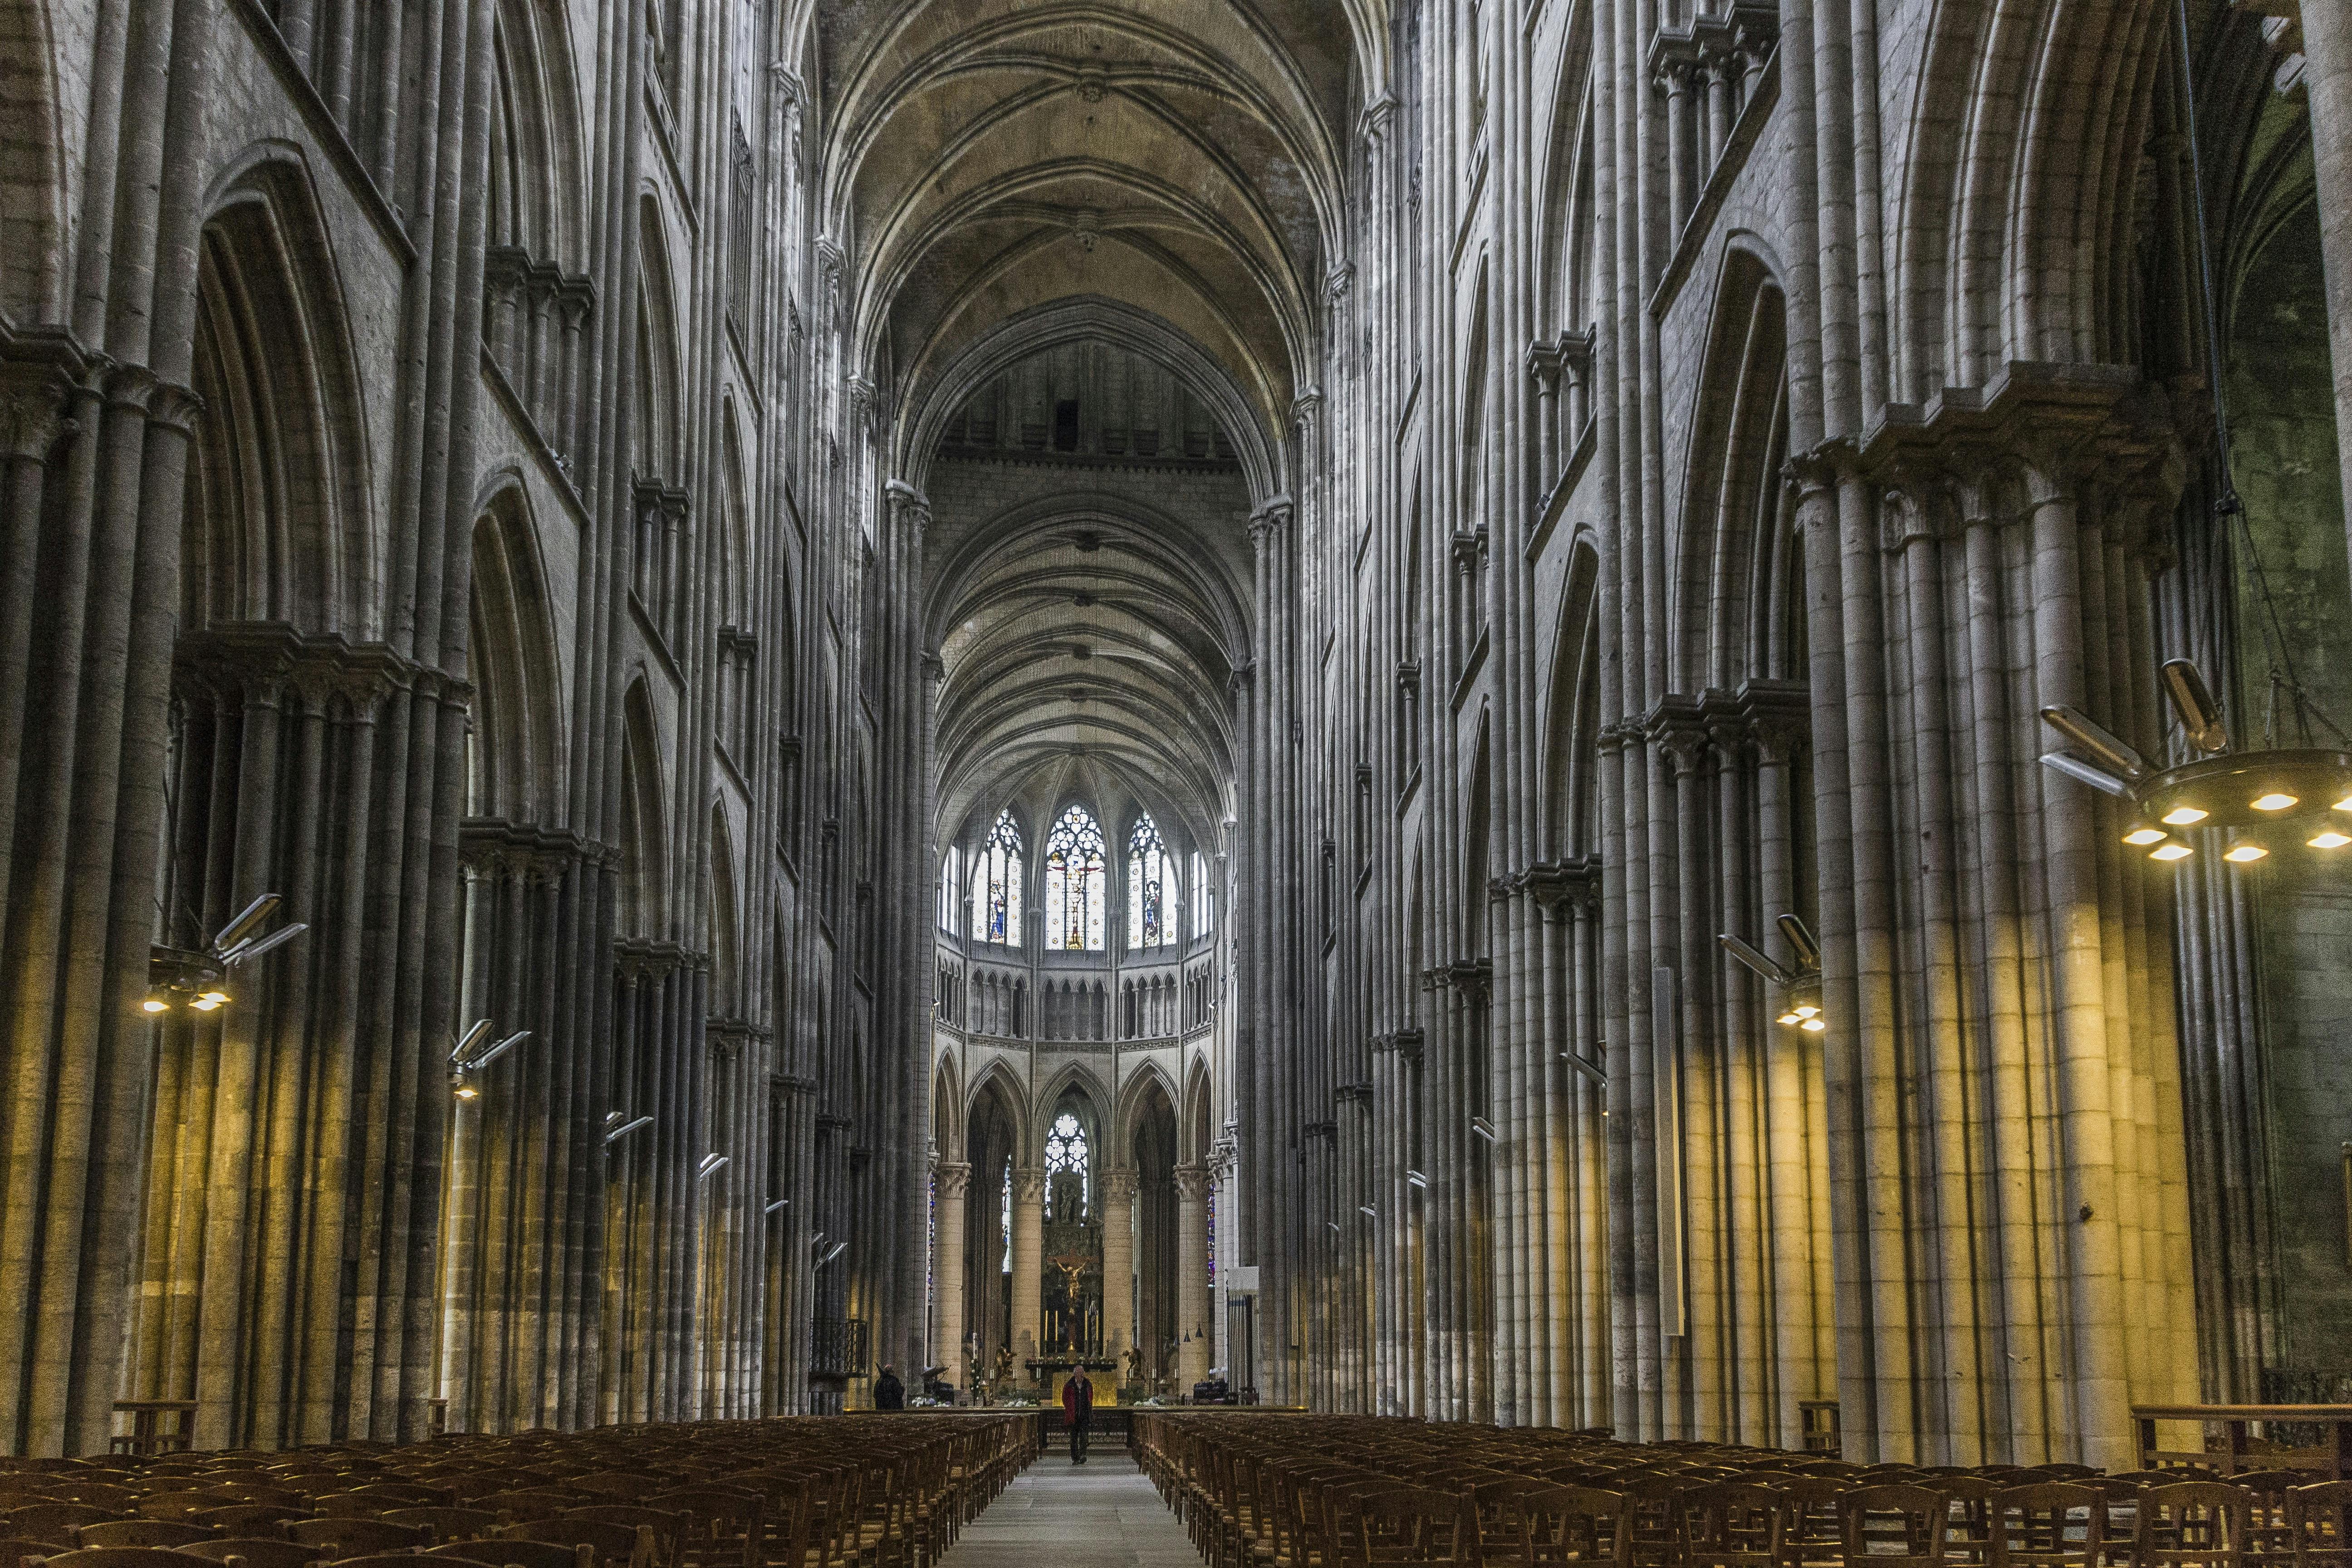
(447, 1019), (529, 1098)
(145, 892), (309, 1014)
(1719, 913), (1826, 1033)
(2040, 671), (2352, 867)
(2048, 1), (2352, 866)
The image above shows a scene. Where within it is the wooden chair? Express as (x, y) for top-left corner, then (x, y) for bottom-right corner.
(327, 1555), (496, 1568)
(427, 1541), (586, 1568)
(569, 1483), (664, 1507)
(176, 1539), (321, 1568)
(185, 1512), (304, 1540)
(1509, 1485), (1632, 1568)
(2, 1514), (120, 1545)
(1986, 1485), (2106, 1568)
(44, 1493), (133, 1517)
(75, 1529), (212, 1553)
(2288, 1482), (2352, 1568)
(0, 1539), (71, 1568)
(653, 1491), (760, 1568)
(1930, 1476), (2001, 1568)
(480, 1496), (593, 1526)
(279, 1519), (429, 1558)
(1835, 1485), (1947, 1568)
(22, 1550), (224, 1568)
(1676, 1483), (1788, 1568)
(509, 1519), (654, 1568)
(376, 1515), (499, 1548)
(561, 1510), (680, 1568)
(1329, 1489), (1473, 1568)
(2134, 1482), (2251, 1568)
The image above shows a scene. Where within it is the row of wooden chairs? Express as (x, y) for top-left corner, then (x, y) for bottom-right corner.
(0, 1416), (1037, 1568)
(1132, 1414), (2352, 1568)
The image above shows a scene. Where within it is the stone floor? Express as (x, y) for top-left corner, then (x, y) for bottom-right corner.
(943, 1444), (1205, 1568)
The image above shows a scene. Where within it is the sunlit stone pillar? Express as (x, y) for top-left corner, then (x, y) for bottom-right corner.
(1176, 1163), (1213, 1392)
(1101, 1167), (1136, 1382)
(1011, 1166), (1044, 1388)
(934, 1162), (970, 1393)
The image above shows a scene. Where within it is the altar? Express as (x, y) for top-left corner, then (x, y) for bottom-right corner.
(1026, 1354), (1120, 1409)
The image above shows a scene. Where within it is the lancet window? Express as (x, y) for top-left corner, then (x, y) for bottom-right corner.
(1128, 814), (1178, 949)
(970, 810), (1024, 946)
(1044, 1111), (1089, 1219)
(1044, 805), (1106, 951)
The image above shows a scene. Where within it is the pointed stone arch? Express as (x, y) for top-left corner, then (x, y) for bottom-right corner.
(184, 147), (376, 638)
(618, 676), (669, 939)
(468, 478), (567, 825)
(1543, 537), (1602, 861)
(1116, 1057), (1181, 1168)
(1671, 240), (1792, 693)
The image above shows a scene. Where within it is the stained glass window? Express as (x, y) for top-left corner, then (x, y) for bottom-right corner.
(969, 810), (1024, 945)
(1043, 1111), (1088, 1219)
(938, 847), (961, 932)
(1191, 851), (1214, 935)
(1127, 814), (1178, 948)
(1001, 1159), (1012, 1273)
(1043, 805), (1106, 951)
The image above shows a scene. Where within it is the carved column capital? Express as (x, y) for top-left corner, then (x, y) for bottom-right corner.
(1100, 1166), (1138, 1203)
(0, 366), (75, 460)
(1172, 1163), (1212, 1202)
(935, 1161), (973, 1199)
(1013, 1165), (1046, 1205)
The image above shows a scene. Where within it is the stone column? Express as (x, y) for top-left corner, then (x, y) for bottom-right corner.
(1100, 1167), (1137, 1380)
(2297, 2), (2352, 571)
(934, 1162), (970, 1392)
(1175, 1163), (1212, 1392)
(1010, 1166), (1044, 1388)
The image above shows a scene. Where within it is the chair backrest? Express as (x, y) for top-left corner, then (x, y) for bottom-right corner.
(75, 1529), (212, 1552)
(567, 1481), (662, 1506)
(1338, 1487), (1471, 1568)
(45, 1493), (133, 1516)
(174, 1539), (321, 1568)
(0, 1539), (70, 1568)
(557, 1508), (678, 1564)
(1989, 1484), (2105, 1568)
(2137, 1480), (2249, 1559)
(328, 1555), (495, 1568)
(2288, 1482), (2352, 1568)
(1677, 1483), (1788, 1564)
(479, 1494), (592, 1524)
(184, 1512), (303, 1540)
(21, 1550), (225, 1568)
(426, 1539), (585, 1568)
(3, 1511), (118, 1542)
(509, 1518), (647, 1568)
(1838, 1484), (1950, 1568)
(375, 1513), (499, 1545)
(280, 1518), (429, 1556)
(1510, 1485), (1631, 1568)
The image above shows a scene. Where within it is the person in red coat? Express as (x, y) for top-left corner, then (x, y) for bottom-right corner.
(1060, 1370), (1095, 1464)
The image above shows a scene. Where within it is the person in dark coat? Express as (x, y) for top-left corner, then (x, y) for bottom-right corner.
(1060, 1370), (1094, 1463)
(873, 1364), (906, 1410)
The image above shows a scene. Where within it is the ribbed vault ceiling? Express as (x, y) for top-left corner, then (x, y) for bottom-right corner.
(817, 0), (1373, 447)
(812, 0), (1374, 856)
(927, 497), (1249, 854)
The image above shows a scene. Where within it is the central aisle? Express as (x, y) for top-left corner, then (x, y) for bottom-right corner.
(945, 1447), (1205, 1568)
